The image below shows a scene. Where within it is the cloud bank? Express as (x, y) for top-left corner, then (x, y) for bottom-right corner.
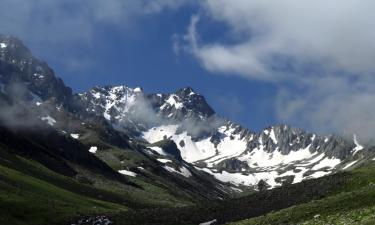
(177, 0), (375, 142)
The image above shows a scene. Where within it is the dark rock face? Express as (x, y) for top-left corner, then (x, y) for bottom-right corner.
(216, 158), (250, 172)
(0, 35), (73, 105)
(243, 125), (355, 159)
(147, 87), (215, 122)
(152, 139), (183, 161)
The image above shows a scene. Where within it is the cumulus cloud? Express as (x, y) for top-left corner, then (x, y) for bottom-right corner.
(176, 0), (375, 142)
(276, 75), (375, 142)
(185, 0), (375, 79)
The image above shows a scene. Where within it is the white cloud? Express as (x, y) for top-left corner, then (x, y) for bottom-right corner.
(186, 0), (375, 79)
(276, 75), (375, 143)
(177, 0), (375, 142)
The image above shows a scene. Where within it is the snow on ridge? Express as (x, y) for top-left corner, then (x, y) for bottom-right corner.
(89, 85), (141, 121)
(353, 135), (364, 155)
(239, 144), (315, 168)
(143, 125), (247, 163)
(311, 157), (341, 170)
(0, 43), (7, 48)
(198, 168), (279, 188)
(164, 165), (192, 178)
(143, 125), (215, 162)
(269, 128), (278, 144)
(343, 160), (358, 170)
(165, 94), (183, 109)
(148, 146), (168, 156)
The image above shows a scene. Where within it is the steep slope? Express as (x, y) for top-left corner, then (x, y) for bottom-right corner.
(0, 35), (73, 106)
(0, 35), (235, 202)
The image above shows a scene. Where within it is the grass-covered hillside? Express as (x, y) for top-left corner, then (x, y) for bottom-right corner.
(0, 124), (191, 225)
(230, 162), (375, 225)
(2, 117), (375, 225)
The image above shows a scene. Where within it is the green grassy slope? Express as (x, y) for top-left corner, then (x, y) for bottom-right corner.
(0, 164), (126, 225)
(0, 144), (190, 225)
(230, 162), (375, 225)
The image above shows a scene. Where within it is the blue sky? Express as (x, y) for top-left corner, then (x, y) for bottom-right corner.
(1, 0), (375, 140)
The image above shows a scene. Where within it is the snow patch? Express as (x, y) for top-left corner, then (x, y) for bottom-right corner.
(149, 146), (167, 156)
(0, 43), (7, 48)
(157, 158), (172, 163)
(269, 128), (278, 144)
(164, 166), (192, 178)
(41, 116), (56, 126)
(278, 167), (309, 183)
(308, 171), (331, 178)
(89, 146), (98, 153)
(143, 125), (247, 163)
(353, 135), (364, 155)
(311, 157), (341, 170)
(118, 169), (137, 177)
(200, 168), (279, 188)
(239, 144), (315, 168)
(199, 219), (217, 225)
(343, 160), (358, 170)
(70, 134), (79, 139)
(165, 94), (183, 109)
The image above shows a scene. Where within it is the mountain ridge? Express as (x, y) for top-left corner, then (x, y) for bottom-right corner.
(1, 35), (373, 192)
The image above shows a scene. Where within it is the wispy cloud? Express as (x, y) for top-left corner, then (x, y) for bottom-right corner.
(176, 0), (375, 142)
(0, 0), (189, 45)
(182, 0), (375, 79)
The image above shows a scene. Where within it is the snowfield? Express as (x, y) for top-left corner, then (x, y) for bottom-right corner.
(143, 123), (351, 189)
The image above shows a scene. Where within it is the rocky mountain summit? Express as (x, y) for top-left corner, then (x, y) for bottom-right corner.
(80, 79), (369, 190)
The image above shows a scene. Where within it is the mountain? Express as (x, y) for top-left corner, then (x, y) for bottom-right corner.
(81, 81), (372, 191)
(1, 35), (375, 225)
(0, 35), (235, 203)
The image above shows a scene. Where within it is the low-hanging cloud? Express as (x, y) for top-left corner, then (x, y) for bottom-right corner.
(176, 0), (375, 143)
